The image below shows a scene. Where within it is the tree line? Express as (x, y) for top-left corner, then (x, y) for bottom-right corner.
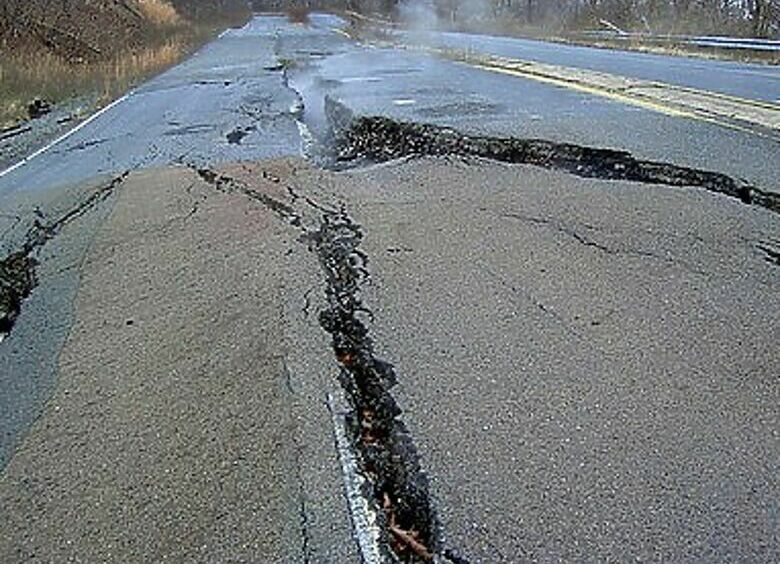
(253, 0), (779, 37)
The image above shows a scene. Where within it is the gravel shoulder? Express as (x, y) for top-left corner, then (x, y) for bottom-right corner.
(0, 96), (101, 175)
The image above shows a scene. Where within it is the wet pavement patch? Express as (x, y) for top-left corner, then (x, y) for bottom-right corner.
(333, 113), (779, 214)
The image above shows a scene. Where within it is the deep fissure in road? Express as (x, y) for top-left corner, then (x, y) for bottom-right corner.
(0, 252), (37, 337)
(193, 166), (456, 563)
(305, 210), (443, 563)
(330, 108), (779, 214)
(0, 172), (128, 341)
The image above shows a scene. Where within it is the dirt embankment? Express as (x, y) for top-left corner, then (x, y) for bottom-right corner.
(0, 1), (248, 62)
(0, 1), (249, 126)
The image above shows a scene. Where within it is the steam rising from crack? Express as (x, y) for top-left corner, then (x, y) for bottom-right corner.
(398, 1), (492, 33)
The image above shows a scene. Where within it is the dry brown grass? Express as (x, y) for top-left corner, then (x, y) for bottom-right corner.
(287, 7), (312, 25)
(0, 5), (252, 128)
(0, 39), (187, 127)
(137, 0), (183, 27)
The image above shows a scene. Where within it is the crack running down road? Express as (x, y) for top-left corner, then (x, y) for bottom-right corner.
(331, 109), (779, 214)
(192, 166), (458, 562)
(1, 12), (778, 564)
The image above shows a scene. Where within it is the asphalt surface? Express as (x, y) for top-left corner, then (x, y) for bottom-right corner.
(1, 12), (778, 564)
(0, 175), (121, 467)
(0, 163), (356, 562)
(331, 157), (779, 562)
(1, 14), (778, 195)
(398, 29), (780, 102)
(298, 26), (780, 191)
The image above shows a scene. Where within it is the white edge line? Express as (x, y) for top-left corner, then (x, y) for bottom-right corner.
(327, 393), (384, 564)
(0, 93), (129, 180)
(295, 120), (315, 158)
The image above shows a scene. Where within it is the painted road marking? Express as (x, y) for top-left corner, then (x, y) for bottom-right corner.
(470, 61), (774, 139)
(473, 62), (691, 119)
(332, 28), (353, 40)
(0, 94), (129, 180)
(328, 393), (383, 564)
(375, 39), (779, 139)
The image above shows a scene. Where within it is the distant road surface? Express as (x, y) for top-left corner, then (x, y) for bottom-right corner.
(401, 28), (780, 102)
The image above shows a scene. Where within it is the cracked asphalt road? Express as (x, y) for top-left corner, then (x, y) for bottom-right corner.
(0, 163), (355, 562)
(396, 28), (780, 102)
(1, 11), (778, 564)
(327, 157), (779, 562)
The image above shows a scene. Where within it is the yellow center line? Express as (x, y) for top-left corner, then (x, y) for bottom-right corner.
(471, 61), (772, 139)
(659, 83), (780, 112)
(475, 62), (691, 118)
(328, 34), (778, 139)
(423, 45), (778, 139)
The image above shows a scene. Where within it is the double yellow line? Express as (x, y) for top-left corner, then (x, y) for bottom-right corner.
(474, 57), (692, 119)
(332, 26), (780, 140)
(441, 50), (780, 139)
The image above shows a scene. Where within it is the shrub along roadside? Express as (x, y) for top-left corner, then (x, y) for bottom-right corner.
(0, 3), (250, 128)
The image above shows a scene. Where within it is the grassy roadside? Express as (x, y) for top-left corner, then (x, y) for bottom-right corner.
(0, 13), (250, 129)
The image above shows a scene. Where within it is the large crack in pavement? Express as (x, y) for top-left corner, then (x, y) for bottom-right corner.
(326, 101), (778, 214)
(3, 20), (776, 558)
(305, 210), (442, 563)
(192, 165), (462, 563)
(0, 172), (128, 342)
(185, 76), (780, 557)
(268, 42), (777, 215)
(0, 251), (36, 339)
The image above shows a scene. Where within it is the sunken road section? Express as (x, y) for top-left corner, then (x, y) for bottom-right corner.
(334, 115), (779, 214)
(0, 172), (128, 341)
